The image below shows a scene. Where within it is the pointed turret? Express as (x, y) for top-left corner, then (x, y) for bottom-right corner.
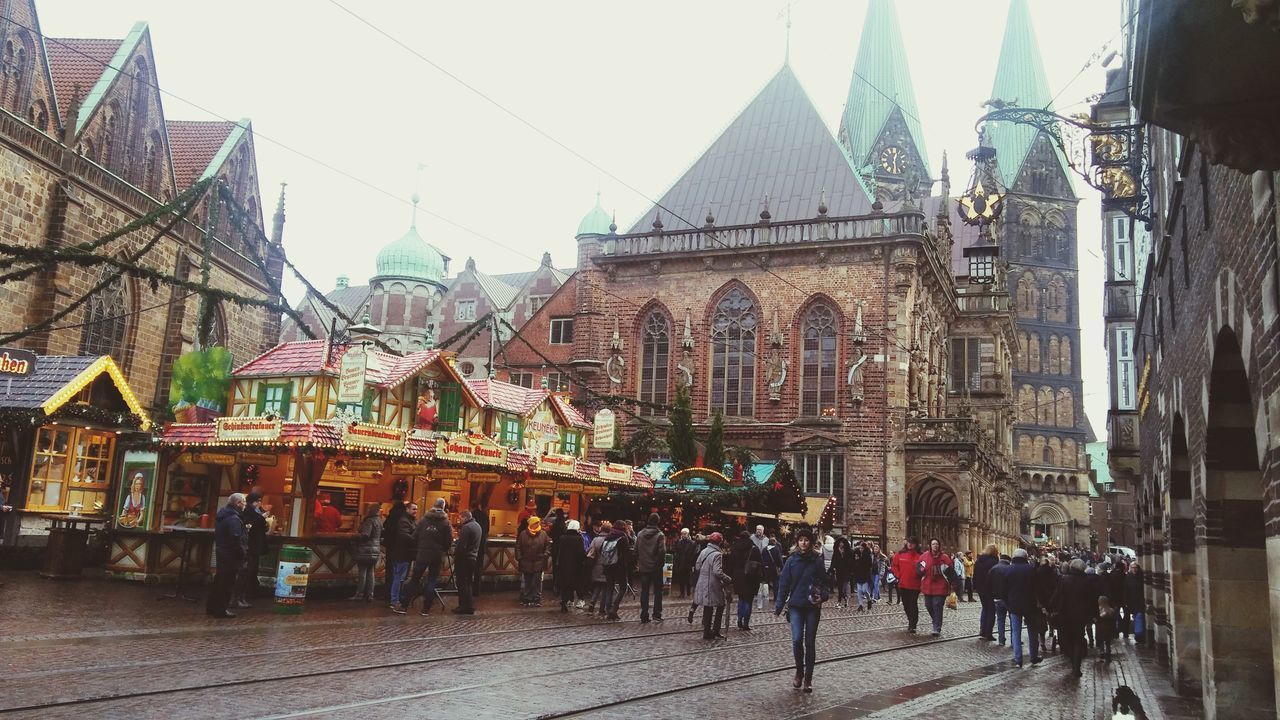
(270, 182), (287, 245)
(985, 0), (1073, 190)
(839, 0), (930, 191)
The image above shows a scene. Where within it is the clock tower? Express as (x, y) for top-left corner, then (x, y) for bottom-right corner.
(838, 0), (930, 201)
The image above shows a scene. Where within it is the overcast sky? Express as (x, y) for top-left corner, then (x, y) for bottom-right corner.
(38, 0), (1120, 438)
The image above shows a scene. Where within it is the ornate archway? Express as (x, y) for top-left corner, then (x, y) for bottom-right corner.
(907, 477), (960, 551)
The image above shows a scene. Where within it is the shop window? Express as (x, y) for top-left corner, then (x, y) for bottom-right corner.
(499, 415), (522, 447)
(26, 427), (115, 513)
(256, 381), (292, 417)
(794, 452), (844, 515)
(561, 430), (581, 457)
(549, 317), (574, 345)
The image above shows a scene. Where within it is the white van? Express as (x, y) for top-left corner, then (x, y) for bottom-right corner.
(1110, 545), (1137, 559)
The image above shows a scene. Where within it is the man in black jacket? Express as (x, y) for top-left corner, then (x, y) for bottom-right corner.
(634, 513), (667, 623)
(1052, 559), (1097, 677)
(1005, 549), (1042, 667)
(453, 510), (482, 614)
(232, 491), (268, 609)
(397, 498), (453, 616)
(973, 545), (1000, 641)
(207, 493), (247, 619)
(988, 554), (1012, 645)
(673, 529), (697, 598)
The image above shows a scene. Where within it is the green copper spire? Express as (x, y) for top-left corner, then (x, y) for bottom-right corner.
(986, 0), (1072, 189)
(838, 0), (930, 179)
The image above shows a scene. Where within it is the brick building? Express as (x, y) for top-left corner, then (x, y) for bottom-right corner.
(0, 1), (282, 409)
(500, 0), (1028, 552)
(1096, 0), (1280, 716)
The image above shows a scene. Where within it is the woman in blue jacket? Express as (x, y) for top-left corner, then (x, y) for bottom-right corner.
(774, 527), (829, 692)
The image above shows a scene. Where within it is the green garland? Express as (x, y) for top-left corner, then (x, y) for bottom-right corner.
(0, 404), (146, 430)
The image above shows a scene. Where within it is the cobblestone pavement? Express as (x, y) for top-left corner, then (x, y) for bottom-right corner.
(0, 573), (1203, 719)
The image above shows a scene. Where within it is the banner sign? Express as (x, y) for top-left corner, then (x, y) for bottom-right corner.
(215, 416), (281, 443)
(341, 422), (406, 453)
(535, 452), (577, 477)
(436, 433), (508, 467)
(598, 462), (634, 484)
(391, 462), (428, 475)
(337, 347), (368, 404)
(236, 452), (278, 467)
(592, 408), (615, 449)
(0, 347), (36, 377)
(468, 472), (502, 484)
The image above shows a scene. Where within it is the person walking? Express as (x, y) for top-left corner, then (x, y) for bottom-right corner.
(1005, 548), (1043, 668)
(634, 513), (667, 623)
(830, 536), (854, 609)
(516, 515), (550, 607)
(751, 525), (772, 611)
(1034, 554), (1059, 651)
(890, 538), (923, 633)
(951, 552), (967, 602)
(1096, 595), (1118, 661)
(600, 520), (631, 620)
(397, 498), (453, 615)
(1124, 561), (1146, 644)
(764, 533), (785, 606)
(349, 502), (383, 601)
(973, 544), (999, 641)
(452, 510), (482, 614)
(673, 528), (697, 598)
(387, 502), (418, 611)
(962, 551), (976, 602)
(556, 520), (588, 612)
(207, 493), (247, 619)
(1052, 558), (1097, 677)
(774, 527), (829, 693)
(470, 502), (489, 598)
(232, 492), (267, 609)
(918, 538), (953, 637)
(989, 554), (1012, 645)
(730, 531), (763, 630)
(851, 542), (875, 612)
(586, 520), (611, 614)
(1106, 559), (1128, 638)
(693, 532), (730, 640)
(870, 543), (887, 603)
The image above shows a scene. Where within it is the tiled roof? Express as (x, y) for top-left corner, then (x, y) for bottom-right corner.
(627, 64), (872, 233)
(166, 120), (236, 189)
(0, 355), (98, 409)
(466, 378), (546, 416)
(45, 38), (120, 122)
(233, 341), (448, 391)
(552, 395), (590, 429)
(839, 0), (930, 177)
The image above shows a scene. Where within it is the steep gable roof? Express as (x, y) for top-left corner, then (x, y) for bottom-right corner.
(628, 64), (872, 233)
(45, 37), (120, 124)
(838, 0), (930, 177)
(166, 120), (237, 189)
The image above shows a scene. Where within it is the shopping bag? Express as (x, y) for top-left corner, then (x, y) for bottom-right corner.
(1133, 612), (1145, 638)
(946, 591), (958, 610)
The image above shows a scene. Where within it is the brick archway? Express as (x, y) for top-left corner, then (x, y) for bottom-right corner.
(907, 476), (960, 552)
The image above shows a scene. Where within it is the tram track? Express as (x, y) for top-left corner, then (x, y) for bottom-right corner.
(0, 610), (977, 716)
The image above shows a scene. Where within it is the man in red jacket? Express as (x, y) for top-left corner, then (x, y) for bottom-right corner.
(889, 537), (922, 633)
(918, 538), (953, 636)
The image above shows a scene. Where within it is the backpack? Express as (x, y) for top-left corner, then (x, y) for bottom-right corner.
(601, 538), (620, 567)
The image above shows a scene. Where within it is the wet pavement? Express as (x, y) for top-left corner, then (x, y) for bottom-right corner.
(0, 572), (1202, 719)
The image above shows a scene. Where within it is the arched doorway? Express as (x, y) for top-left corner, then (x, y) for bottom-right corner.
(907, 477), (960, 551)
(1200, 329), (1273, 717)
(1168, 414), (1201, 695)
(1028, 502), (1069, 546)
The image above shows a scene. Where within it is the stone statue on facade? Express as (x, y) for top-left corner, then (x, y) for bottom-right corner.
(847, 348), (868, 405)
(765, 308), (787, 402)
(676, 308), (695, 389)
(605, 318), (625, 389)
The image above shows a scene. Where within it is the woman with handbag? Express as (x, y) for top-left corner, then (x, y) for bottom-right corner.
(774, 527), (829, 693)
(730, 531), (763, 630)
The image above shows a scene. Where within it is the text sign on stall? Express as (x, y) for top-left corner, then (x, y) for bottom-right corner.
(346, 458), (386, 472)
(236, 452), (278, 467)
(527, 477), (557, 493)
(390, 462), (428, 475)
(216, 416), (282, 442)
(0, 347), (36, 377)
(467, 472), (502, 484)
(597, 462), (634, 484)
(341, 422), (406, 453)
(582, 484), (610, 497)
(555, 481), (584, 493)
(535, 452), (577, 477)
(436, 433), (507, 467)
(431, 468), (467, 480)
(592, 408), (616, 449)
(337, 347), (367, 404)
(192, 452), (235, 466)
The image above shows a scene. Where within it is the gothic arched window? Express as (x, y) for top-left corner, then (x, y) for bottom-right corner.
(1046, 275), (1069, 323)
(800, 303), (838, 416)
(639, 311), (670, 411)
(79, 270), (130, 361)
(710, 288), (756, 416)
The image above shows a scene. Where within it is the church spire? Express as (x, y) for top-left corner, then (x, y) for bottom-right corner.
(985, 0), (1071, 188)
(270, 182), (286, 245)
(839, 0), (930, 183)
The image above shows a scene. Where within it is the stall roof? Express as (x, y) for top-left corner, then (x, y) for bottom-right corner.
(0, 355), (150, 429)
(466, 379), (590, 429)
(231, 341), (475, 396)
(644, 460), (778, 489)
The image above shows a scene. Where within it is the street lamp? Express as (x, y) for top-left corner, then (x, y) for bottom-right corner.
(957, 145), (1004, 284)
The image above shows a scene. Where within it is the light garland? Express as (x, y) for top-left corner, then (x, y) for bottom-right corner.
(37, 356), (151, 430)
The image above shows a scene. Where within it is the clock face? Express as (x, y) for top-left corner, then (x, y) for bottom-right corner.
(880, 145), (908, 175)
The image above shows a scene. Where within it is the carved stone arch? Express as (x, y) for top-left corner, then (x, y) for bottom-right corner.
(906, 474), (964, 550)
(1060, 337), (1072, 375)
(1047, 335), (1060, 374)
(1046, 274), (1069, 323)
(1017, 434), (1034, 463)
(1016, 272), (1038, 319)
(1056, 387), (1074, 427)
(1028, 332), (1042, 373)
(1018, 208), (1041, 258)
(27, 97), (48, 133)
(1033, 435), (1047, 464)
(1061, 438), (1077, 469)
(1047, 437), (1062, 466)
(1029, 500), (1070, 537)
(1037, 386), (1055, 425)
(1017, 385), (1035, 424)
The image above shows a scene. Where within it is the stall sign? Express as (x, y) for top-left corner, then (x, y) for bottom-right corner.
(432, 468), (467, 480)
(391, 462), (428, 475)
(527, 477), (557, 493)
(236, 452), (278, 467)
(216, 416), (282, 442)
(598, 462), (634, 484)
(437, 433), (507, 467)
(192, 452), (236, 466)
(582, 484), (609, 496)
(468, 472), (501, 483)
(555, 481), (584, 493)
(592, 408), (616, 449)
(535, 452), (577, 477)
(0, 347), (35, 377)
(116, 450), (157, 530)
(341, 422), (406, 453)
(337, 347), (367, 404)
(522, 404), (561, 454)
(347, 458), (386, 472)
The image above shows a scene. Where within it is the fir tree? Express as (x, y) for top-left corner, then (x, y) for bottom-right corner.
(704, 410), (726, 473)
(667, 382), (697, 469)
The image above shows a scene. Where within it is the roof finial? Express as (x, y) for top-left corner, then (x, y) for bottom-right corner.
(608, 211), (617, 234)
(817, 187), (828, 216)
(411, 163), (426, 230)
(784, 1), (792, 64)
(270, 181), (287, 245)
(759, 194), (771, 222)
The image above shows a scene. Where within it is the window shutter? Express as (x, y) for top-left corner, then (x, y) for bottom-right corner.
(278, 382), (293, 418)
(437, 382), (461, 431)
(255, 383), (267, 415)
(361, 388), (374, 422)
